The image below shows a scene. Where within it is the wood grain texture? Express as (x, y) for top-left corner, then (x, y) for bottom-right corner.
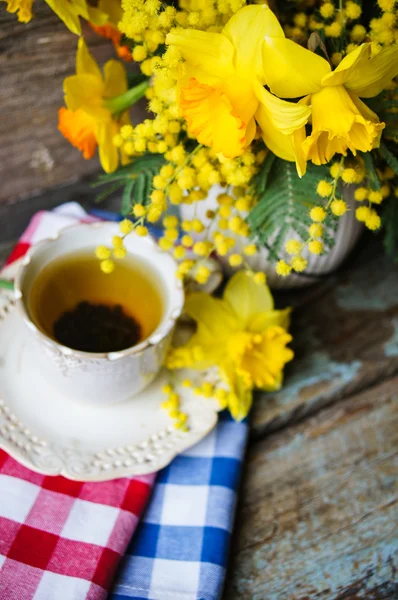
(252, 239), (398, 438)
(0, 4), (144, 205)
(225, 377), (398, 600)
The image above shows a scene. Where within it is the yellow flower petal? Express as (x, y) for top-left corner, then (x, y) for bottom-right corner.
(338, 44), (398, 98)
(254, 83), (311, 135)
(64, 74), (106, 118)
(302, 85), (385, 164)
(180, 78), (246, 157)
(86, 4), (108, 25)
(166, 28), (235, 80)
(184, 293), (238, 343)
(97, 0), (123, 26)
(320, 43), (370, 88)
(103, 59), (128, 98)
(45, 0), (82, 34)
(97, 120), (119, 173)
(262, 36), (330, 98)
(76, 37), (103, 79)
(223, 271), (274, 326)
(256, 103), (307, 176)
(222, 4), (284, 80)
(248, 307), (292, 333)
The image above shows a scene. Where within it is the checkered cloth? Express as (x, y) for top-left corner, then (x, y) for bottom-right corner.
(1, 203), (249, 600)
(111, 414), (248, 600)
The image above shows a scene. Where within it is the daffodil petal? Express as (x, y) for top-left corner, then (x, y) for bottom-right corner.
(64, 74), (106, 118)
(321, 43), (371, 88)
(86, 4), (108, 25)
(45, 0), (81, 34)
(223, 271), (274, 326)
(97, 120), (118, 173)
(222, 4), (284, 80)
(103, 59), (127, 98)
(254, 83), (311, 135)
(98, 0), (123, 26)
(76, 37), (103, 79)
(184, 293), (238, 343)
(248, 307), (292, 333)
(262, 36), (330, 98)
(343, 45), (398, 98)
(256, 102), (307, 176)
(166, 28), (235, 80)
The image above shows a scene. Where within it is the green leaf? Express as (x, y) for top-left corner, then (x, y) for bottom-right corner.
(361, 151), (381, 190)
(378, 142), (398, 177)
(121, 178), (135, 216)
(133, 173), (146, 204)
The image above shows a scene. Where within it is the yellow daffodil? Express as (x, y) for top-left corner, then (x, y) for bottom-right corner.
(262, 40), (398, 165)
(166, 4), (310, 174)
(3, 0), (107, 33)
(59, 38), (131, 173)
(167, 271), (293, 420)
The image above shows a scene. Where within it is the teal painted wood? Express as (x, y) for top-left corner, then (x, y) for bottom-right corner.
(252, 243), (398, 437)
(226, 378), (398, 600)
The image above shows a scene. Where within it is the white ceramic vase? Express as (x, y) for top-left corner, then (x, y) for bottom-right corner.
(180, 184), (363, 289)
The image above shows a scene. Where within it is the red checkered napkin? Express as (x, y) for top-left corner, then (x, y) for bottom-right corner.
(0, 205), (156, 600)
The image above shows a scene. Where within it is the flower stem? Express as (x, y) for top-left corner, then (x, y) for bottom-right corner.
(0, 278), (14, 291)
(105, 80), (150, 115)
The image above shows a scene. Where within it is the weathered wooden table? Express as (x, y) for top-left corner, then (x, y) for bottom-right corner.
(224, 238), (398, 599)
(1, 223), (397, 600)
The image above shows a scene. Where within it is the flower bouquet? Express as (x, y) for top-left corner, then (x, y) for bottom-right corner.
(4, 0), (398, 420)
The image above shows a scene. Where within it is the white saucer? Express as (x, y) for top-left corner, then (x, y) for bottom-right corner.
(0, 263), (220, 481)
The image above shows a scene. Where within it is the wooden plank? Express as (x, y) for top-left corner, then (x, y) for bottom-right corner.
(0, 5), (145, 205)
(252, 239), (398, 438)
(225, 377), (398, 600)
(0, 241), (14, 268)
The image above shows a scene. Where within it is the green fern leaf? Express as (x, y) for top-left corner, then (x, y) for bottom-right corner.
(121, 179), (135, 216)
(361, 151), (381, 190)
(378, 142), (398, 177)
(248, 159), (332, 258)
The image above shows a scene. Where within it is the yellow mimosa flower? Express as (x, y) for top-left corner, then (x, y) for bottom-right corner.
(166, 5), (311, 174)
(3, 0), (107, 33)
(59, 38), (130, 173)
(167, 271), (293, 421)
(262, 40), (398, 165)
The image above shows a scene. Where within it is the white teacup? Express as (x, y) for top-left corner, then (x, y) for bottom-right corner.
(14, 222), (184, 405)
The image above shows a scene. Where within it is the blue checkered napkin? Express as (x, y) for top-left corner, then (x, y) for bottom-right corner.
(110, 412), (248, 600)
